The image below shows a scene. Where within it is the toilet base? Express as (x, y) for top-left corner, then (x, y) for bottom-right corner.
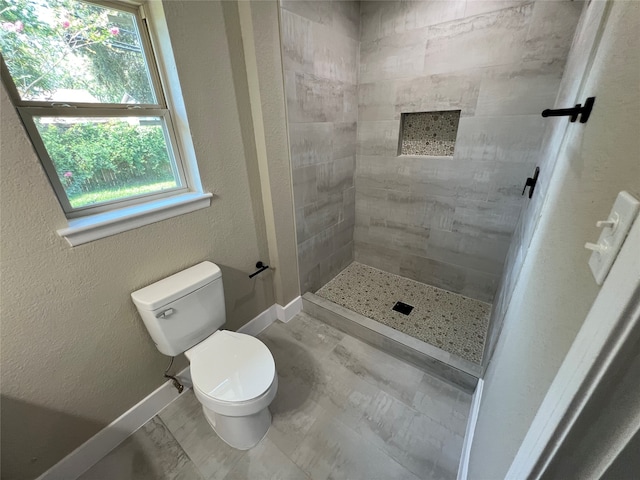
(202, 405), (272, 450)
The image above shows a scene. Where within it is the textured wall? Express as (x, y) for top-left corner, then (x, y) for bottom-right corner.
(236, 0), (301, 306)
(0, 1), (278, 477)
(468, 0), (640, 477)
(484, 0), (601, 363)
(280, 0), (360, 294)
(354, 0), (582, 301)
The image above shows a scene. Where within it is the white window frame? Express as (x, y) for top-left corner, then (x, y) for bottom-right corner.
(1, 0), (211, 246)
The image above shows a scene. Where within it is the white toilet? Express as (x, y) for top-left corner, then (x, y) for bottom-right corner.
(131, 261), (278, 450)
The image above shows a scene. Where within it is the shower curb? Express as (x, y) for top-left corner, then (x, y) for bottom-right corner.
(303, 292), (479, 393)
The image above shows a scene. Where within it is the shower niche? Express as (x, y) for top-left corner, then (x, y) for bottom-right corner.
(398, 110), (461, 157)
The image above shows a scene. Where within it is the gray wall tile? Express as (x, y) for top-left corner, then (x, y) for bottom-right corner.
(284, 0), (580, 300)
(281, 0), (333, 26)
(288, 123), (333, 169)
(421, 4), (534, 77)
(354, 1), (579, 300)
(360, 28), (428, 83)
(475, 68), (562, 117)
(454, 115), (546, 164)
(377, 0), (466, 38)
(398, 253), (499, 302)
(292, 165), (318, 207)
(284, 70), (345, 123)
(282, 2), (358, 294)
(332, 1), (361, 40)
(280, 10), (313, 74)
(357, 120), (401, 156)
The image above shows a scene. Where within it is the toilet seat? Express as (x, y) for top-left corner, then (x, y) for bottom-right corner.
(187, 330), (276, 406)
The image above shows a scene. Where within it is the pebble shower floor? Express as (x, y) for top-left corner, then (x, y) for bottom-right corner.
(316, 262), (491, 364)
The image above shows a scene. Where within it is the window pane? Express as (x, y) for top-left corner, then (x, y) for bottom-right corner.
(1, 0), (156, 104)
(34, 116), (181, 209)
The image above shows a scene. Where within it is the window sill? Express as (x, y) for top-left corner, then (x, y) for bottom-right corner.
(57, 192), (213, 246)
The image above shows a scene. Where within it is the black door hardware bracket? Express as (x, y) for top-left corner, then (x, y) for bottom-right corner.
(249, 261), (270, 278)
(541, 97), (595, 123)
(522, 166), (540, 199)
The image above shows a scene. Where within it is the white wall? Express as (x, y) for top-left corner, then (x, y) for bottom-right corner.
(468, 1), (640, 477)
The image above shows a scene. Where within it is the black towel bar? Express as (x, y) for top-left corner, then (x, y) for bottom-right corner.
(541, 97), (595, 123)
(249, 261), (270, 279)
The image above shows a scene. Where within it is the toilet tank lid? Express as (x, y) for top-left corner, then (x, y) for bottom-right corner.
(131, 261), (221, 311)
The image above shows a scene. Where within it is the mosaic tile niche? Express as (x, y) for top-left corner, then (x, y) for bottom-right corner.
(399, 110), (461, 156)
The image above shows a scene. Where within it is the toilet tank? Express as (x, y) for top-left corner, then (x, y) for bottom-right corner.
(131, 261), (226, 356)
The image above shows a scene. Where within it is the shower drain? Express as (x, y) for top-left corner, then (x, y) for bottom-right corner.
(392, 301), (414, 315)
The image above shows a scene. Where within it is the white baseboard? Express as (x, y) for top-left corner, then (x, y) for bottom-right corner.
(237, 304), (278, 336)
(37, 302), (286, 480)
(457, 378), (484, 480)
(276, 295), (302, 323)
(37, 366), (192, 480)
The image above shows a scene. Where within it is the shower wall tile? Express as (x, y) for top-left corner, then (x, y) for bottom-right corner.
(464, 0), (530, 19)
(367, 219), (431, 258)
(486, 161), (535, 203)
(322, 155), (356, 193)
(523, 0), (585, 65)
(394, 73), (481, 118)
(292, 165), (318, 207)
(475, 69), (562, 117)
(359, 28), (428, 83)
(453, 115), (546, 164)
(398, 254), (500, 302)
(377, 0), (466, 38)
(282, 2), (358, 294)
(342, 84), (359, 124)
(426, 229), (510, 275)
(285, 71), (345, 123)
(288, 123), (333, 168)
(358, 80), (397, 121)
(298, 230), (335, 289)
(281, 0), (333, 27)
(359, 72), (481, 122)
(386, 190), (431, 227)
(420, 4), (534, 77)
(299, 220), (354, 294)
(280, 9), (314, 73)
(354, 241), (402, 276)
(332, 1), (361, 40)
(355, 1), (581, 299)
(356, 120), (401, 156)
(359, 2), (381, 43)
(311, 23), (359, 85)
(353, 240), (500, 303)
(355, 155), (412, 192)
(408, 157), (491, 201)
(451, 201), (522, 240)
(296, 193), (344, 244)
(281, 9), (359, 85)
(333, 122), (358, 159)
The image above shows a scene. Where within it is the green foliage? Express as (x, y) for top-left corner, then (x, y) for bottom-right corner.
(0, 0), (62, 96)
(0, 0), (153, 103)
(2, 0), (172, 208)
(68, 181), (175, 208)
(39, 121), (175, 197)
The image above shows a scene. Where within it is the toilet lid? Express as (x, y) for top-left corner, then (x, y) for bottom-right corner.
(189, 331), (275, 403)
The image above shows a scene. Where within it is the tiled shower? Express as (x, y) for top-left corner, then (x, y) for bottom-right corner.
(282, 0), (582, 366)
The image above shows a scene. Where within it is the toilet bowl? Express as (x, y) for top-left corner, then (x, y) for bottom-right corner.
(186, 330), (278, 449)
(131, 261), (278, 450)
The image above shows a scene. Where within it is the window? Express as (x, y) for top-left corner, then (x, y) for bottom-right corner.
(0, 0), (210, 244)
